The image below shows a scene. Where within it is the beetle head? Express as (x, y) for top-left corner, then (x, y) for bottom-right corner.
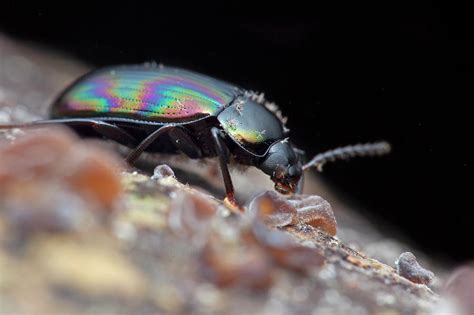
(258, 140), (302, 194)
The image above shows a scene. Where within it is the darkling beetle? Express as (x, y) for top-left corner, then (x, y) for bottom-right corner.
(0, 64), (390, 208)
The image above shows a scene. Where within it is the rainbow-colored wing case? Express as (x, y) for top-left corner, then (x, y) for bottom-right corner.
(51, 66), (240, 123)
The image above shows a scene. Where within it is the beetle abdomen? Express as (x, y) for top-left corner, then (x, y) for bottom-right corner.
(51, 66), (241, 123)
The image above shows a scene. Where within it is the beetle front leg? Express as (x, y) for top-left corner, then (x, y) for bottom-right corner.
(295, 173), (305, 194)
(210, 127), (242, 211)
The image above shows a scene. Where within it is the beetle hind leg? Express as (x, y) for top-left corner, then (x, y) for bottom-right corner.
(43, 119), (137, 145)
(1, 118), (138, 146)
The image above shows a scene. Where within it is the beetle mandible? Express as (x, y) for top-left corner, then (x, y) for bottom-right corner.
(0, 64), (390, 208)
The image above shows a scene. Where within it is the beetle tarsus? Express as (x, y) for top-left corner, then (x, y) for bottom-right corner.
(303, 141), (391, 171)
(224, 193), (244, 213)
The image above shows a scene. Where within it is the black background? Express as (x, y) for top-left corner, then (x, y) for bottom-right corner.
(1, 4), (472, 263)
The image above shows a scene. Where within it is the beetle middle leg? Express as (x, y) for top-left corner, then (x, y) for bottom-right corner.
(125, 125), (176, 164)
(125, 125), (205, 165)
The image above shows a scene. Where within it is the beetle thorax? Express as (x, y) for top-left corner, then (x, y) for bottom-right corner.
(217, 97), (285, 156)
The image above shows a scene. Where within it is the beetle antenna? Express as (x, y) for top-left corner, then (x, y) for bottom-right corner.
(302, 141), (391, 171)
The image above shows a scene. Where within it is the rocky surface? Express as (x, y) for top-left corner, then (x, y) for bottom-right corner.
(0, 33), (467, 315)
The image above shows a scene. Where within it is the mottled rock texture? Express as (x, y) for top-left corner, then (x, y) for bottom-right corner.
(0, 34), (455, 315)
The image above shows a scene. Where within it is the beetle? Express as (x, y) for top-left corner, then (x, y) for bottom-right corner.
(0, 64), (390, 208)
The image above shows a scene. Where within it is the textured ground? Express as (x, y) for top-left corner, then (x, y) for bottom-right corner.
(1, 33), (470, 315)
